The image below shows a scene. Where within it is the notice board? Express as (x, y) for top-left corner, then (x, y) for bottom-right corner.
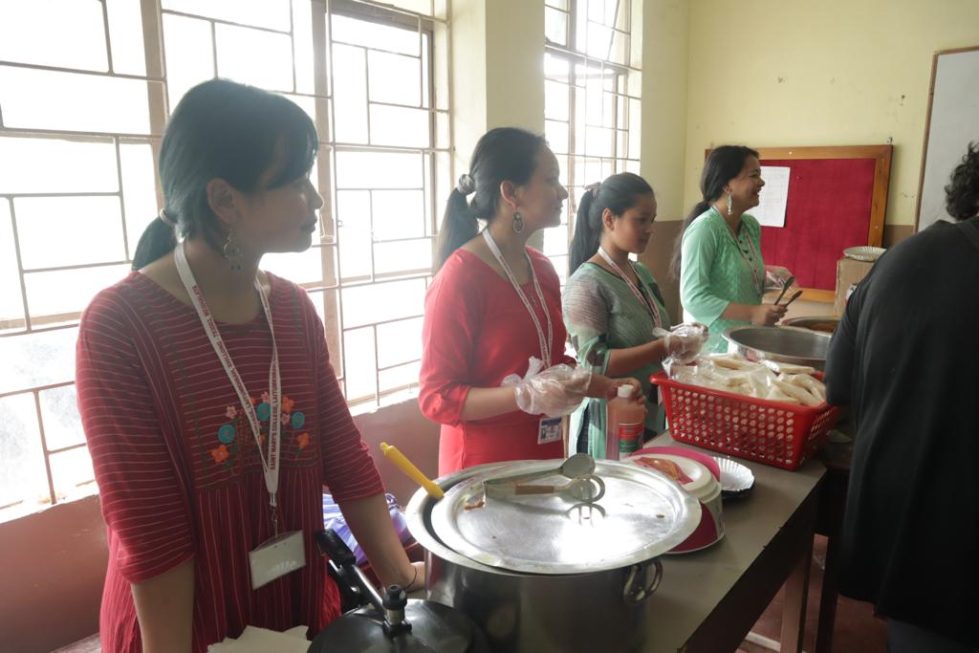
(708, 145), (892, 301)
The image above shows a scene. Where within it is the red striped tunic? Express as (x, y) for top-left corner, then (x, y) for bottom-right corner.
(76, 271), (384, 653)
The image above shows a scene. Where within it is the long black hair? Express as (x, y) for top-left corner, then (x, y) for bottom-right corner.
(568, 172), (654, 275)
(132, 78), (318, 269)
(434, 127), (547, 271)
(945, 142), (979, 221)
(669, 145), (759, 280)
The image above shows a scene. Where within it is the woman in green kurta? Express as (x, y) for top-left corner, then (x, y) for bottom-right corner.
(671, 146), (793, 352)
(563, 173), (705, 458)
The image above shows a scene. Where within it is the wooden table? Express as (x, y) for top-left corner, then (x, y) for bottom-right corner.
(641, 434), (826, 653)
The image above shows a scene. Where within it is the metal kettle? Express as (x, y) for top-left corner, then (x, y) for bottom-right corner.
(308, 529), (489, 653)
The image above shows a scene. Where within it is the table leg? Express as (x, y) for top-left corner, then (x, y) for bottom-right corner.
(781, 536), (814, 653)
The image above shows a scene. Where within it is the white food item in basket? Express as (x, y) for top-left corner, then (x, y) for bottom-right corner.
(781, 373), (826, 402)
(762, 360), (816, 375)
(710, 353), (763, 371)
(766, 386), (796, 402)
(772, 378), (822, 407)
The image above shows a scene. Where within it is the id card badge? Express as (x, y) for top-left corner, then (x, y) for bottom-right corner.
(249, 530), (306, 590)
(538, 416), (563, 445)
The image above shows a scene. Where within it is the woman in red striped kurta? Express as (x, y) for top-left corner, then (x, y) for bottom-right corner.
(77, 79), (418, 653)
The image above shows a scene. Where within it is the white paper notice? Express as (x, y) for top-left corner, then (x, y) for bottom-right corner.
(752, 166), (791, 228)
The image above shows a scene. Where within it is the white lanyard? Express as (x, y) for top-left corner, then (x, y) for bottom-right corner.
(482, 230), (554, 364)
(597, 247), (663, 328)
(713, 206), (764, 296)
(174, 242), (284, 533)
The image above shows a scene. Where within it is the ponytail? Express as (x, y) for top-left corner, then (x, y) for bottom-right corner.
(670, 145), (759, 281)
(568, 189), (601, 274)
(568, 173), (654, 276)
(434, 188), (480, 271)
(132, 212), (178, 270)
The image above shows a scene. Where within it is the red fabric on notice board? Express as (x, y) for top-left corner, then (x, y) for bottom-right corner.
(759, 158), (876, 290)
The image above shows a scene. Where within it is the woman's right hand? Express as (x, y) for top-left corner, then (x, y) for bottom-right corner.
(751, 303), (787, 326)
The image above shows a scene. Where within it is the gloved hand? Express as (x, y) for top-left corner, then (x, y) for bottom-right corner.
(764, 266), (794, 292)
(502, 357), (593, 417)
(662, 323), (708, 364)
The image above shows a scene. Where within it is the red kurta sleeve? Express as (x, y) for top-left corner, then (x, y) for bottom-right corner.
(418, 255), (480, 427)
(76, 289), (195, 583)
(302, 291), (384, 501)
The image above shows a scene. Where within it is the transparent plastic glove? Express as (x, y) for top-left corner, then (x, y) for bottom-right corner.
(501, 357), (593, 417)
(764, 266), (794, 292)
(664, 324), (708, 364)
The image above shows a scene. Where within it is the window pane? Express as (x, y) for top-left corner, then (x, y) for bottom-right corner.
(49, 446), (96, 502)
(342, 326), (376, 401)
(368, 105), (430, 148)
(544, 53), (570, 83)
(368, 51), (421, 106)
(545, 120), (570, 156)
(106, 0), (147, 76)
(0, 393), (49, 512)
(163, 14), (215, 110)
(378, 361), (420, 395)
(341, 279), (426, 329)
(162, 0), (291, 31)
(291, 0), (316, 94)
(0, 326), (78, 396)
(15, 197), (125, 270)
(332, 45), (369, 144)
(331, 15), (419, 57)
(545, 80), (570, 121)
(373, 238), (431, 275)
(544, 224), (569, 256)
(215, 24), (294, 91)
(336, 191), (372, 280)
(264, 247), (331, 286)
(549, 254), (569, 285)
(610, 30), (629, 66)
(0, 0), (108, 71)
(545, 7), (568, 46)
(335, 151), (423, 189)
(120, 144), (160, 260)
(0, 201), (26, 332)
(25, 264), (130, 321)
(0, 66), (154, 135)
(38, 385), (85, 451)
(0, 137), (118, 195)
(376, 317), (422, 368)
(371, 190), (425, 240)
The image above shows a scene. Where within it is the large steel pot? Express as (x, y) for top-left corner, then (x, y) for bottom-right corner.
(405, 460), (700, 653)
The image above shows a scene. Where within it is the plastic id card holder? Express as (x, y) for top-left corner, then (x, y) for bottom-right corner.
(538, 416), (563, 445)
(249, 530), (306, 590)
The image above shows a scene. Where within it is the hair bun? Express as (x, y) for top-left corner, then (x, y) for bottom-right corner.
(456, 173), (476, 196)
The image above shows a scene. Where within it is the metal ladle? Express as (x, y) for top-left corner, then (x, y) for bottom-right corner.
(484, 474), (607, 503)
(482, 453), (595, 488)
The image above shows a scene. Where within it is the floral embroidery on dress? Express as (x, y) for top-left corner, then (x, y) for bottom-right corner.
(209, 394), (312, 468)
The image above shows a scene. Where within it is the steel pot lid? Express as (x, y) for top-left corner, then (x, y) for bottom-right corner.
(427, 459), (700, 575)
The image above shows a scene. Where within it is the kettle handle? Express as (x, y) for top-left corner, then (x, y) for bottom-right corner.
(623, 559), (663, 606)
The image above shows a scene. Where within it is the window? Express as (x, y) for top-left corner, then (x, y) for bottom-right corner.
(543, 0), (642, 280)
(0, 0), (450, 523)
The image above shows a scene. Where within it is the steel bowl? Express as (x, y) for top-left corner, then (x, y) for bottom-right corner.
(723, 325), (832, 370)
(781, 316), (841, 334)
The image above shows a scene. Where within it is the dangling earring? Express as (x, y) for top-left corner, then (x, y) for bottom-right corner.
(223, 229), (243, 272)
(726, 192), (733, 216)
(512, 210), (525, 234)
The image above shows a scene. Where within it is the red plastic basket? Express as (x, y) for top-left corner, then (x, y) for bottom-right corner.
(650, 371), (841, 471)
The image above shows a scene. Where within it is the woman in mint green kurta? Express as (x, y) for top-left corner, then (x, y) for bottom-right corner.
(564, 173), (705, 459)
(672, 146), (792, 352)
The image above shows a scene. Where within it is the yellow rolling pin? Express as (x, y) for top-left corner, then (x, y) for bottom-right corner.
(380, 442), (444, 500)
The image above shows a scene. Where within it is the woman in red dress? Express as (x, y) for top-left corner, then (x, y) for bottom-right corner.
(419, 128), (641, 475)
(76, 79), (419, 653)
